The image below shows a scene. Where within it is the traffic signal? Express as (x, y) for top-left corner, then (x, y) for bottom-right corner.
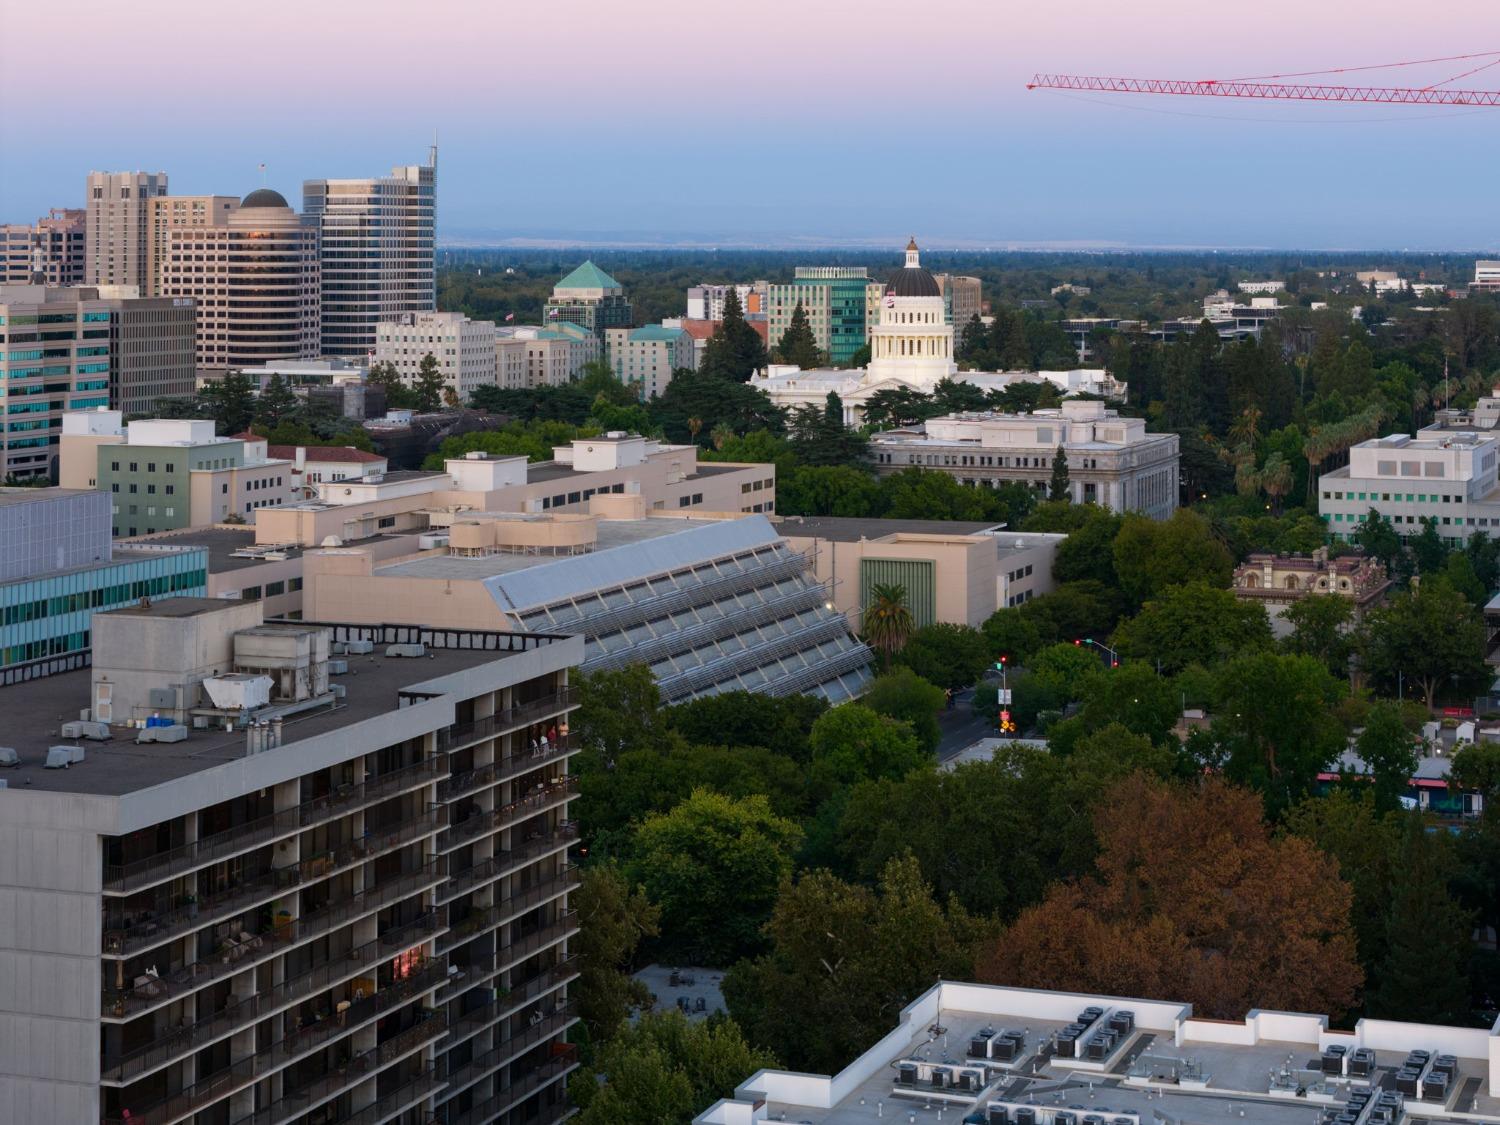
(1073, 638), (1082, 646)
(995, 656), (1007, 668)
(1084, 638), (1094, 646)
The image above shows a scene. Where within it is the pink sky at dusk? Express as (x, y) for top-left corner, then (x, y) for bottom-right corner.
(2, 0), (1497, 246)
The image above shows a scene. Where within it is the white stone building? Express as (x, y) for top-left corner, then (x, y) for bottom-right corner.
(375, 310), (497, 398)
(1320, 430), (1500, 544)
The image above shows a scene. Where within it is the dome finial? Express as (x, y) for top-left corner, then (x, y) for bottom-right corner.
(906, 236), (919, 252)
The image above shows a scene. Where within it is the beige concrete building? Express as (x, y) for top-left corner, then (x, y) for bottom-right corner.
(157, 189), (320, 375)
(937, 273), (983, 327)
(606, 324), (694, 399)
(1, 208), (86, 286)
(376, 311), (496, 399)
(777, 516), (1065, 629)
(495, 336), (528, 389)
(145, 194), (238, 296)
(85, 170), (169, 291)
(496, 323), (600, 389)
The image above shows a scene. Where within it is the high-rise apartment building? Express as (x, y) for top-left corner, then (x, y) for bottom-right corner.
(0, 596), (583, 1125)
(0, 285), (195, 479)
(303, 151), (437, 358)
(1, 209), (86, 286)
(85, 171), (169, 291)
(767, 267), (884, 366)
(145, 194), (239, 296)
(937, 273), (983, 327)
(542, 262), (633, 342)
(157, 189), (320, 374)
(376, 311), (497, 399)
(606, 325), (694, 399)
(686, 282), (767, 320)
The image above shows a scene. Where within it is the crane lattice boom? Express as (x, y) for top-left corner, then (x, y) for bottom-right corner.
(1028, 74), (1500, 106)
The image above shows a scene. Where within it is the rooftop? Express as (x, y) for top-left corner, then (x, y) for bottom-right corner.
(0, 630), (547, 797)
(774, 516), (1004, 541)
(0, 486), (97, 509)
(553, 260), (622, 292)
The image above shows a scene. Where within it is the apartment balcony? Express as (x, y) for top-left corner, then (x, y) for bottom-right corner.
(440, 824), (580, 902)
(439, 688), (578, 754)
(497, 914), (578, 976)
(438, 780), (578, 852)
(103, 863), (445, 1021)
(338, 1067), (448, 1125)
(440, 1052), (579, 1125)
(103, 757), (439, 895)
(102, 914), (443, 1085)
(441, 956), (578, 1030)
(437, 737), (575, 802)
(436, 869), (579, 956)
(103, 806), (440, 960)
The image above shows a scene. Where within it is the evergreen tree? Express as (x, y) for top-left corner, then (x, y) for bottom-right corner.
(776, 301), (822, 368)
(254, 372), (298, 429)
(412, 353), (448, 413)
(199, 371), (256, 435)
(999, 310), (1032, 369)
(366, 360), (417, 411)
(788, 392), (868, 467)
(1367, 814), (1473, 1024)
(1048, 446), (1071, 503)
(701, 287), (768, 382)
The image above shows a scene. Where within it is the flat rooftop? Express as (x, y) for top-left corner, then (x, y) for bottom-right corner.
(775, 516), (1003, 541)
(127, 526), (399, 574)
(706, 982), (1500, 1125)
(377, 517), (730, 581)
(0, 486), (96, 508)
(0, 642), (510, 797)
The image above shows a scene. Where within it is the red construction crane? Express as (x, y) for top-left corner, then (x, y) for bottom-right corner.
(1028, 50), (1500, 106)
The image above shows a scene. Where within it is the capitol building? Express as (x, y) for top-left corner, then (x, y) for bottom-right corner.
(751, 239), (1120, 424)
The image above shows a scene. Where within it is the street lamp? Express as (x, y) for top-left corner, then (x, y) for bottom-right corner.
(1077, 637), (1120, 668)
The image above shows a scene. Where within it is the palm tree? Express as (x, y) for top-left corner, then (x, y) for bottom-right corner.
(1260, 452), (1294, 515)
(687, 417), (703, 444)
(862, 583), (915, 663)
(1227, 406), (1262, 453)
(709, 423), (734, 451)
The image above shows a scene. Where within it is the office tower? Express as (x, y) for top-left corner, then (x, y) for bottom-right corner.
(0, 597), (582, 1125)
(0, 284), (194, 479)
(85, 171), (169, 290)
(157, 188), (320, 374)
(1, 209), (86, 286)
(146, 194), (240, 296)
(303, 149), (437, 358)
(376, 311), (497, 399)
(542, 262), (633, 341)
(766, 266), (884, 366)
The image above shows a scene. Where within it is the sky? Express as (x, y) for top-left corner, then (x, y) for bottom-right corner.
(3, 0), (1497, 250)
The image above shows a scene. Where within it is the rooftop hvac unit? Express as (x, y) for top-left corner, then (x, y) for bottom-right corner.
(385, 643), (426, 658)
(418, 534), (450, 550)
(203, 674), (273, 711)
(344, 639), (375, 655)
(0, 748), (18, 767)
(328, 659), (349, 675)
(1056, 1114), (1077, 1125)
(898, 1061), (919, 1086)
(987, 1107), (1010, 1125)
(970, 1028), (996, 1057)
(0, 779), (6, 789)
(60, 720), (111, 741)
(45, 746), (83, 768)
(330, 683), (347, 699)
(136, 725), (187, 744)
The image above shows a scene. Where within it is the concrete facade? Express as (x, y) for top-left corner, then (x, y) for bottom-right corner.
(767, 266), (884, 366)
(606, 324), (694, 399)
(1, 208), (86, 286)
(495, 323), (600, 389)
(144, 195), (239, 297)
(541, 261), (632, 341)
(376, 311), (497, 398)
(85, 171), (169, 291)
(1320, 431), (1500, 545)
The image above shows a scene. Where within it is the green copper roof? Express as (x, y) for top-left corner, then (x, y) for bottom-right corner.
(630, 325), (686, 342)
(555, 260), (621, 291)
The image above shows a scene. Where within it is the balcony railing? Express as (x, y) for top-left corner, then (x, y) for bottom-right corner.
(497, 914), (579, 973)
(338, 1067), (447, 1125)
(441, 957), (577, 1031)
(437, 869), (579, 955)
(102, 914), (443, 1084)
(440, 779), (578, 850)
(442, 824), (580, 900)
(438, 737), (575, 802)
(103, 757), (439, 893)
(441, 1052), (579, 1125)
(439, 688), (577, 753)
(103, 863), (444, 1020)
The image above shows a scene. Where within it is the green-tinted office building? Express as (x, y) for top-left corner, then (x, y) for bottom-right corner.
(767, 267), (883, 366)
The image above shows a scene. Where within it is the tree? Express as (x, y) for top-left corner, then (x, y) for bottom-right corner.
(776, 301), (822, 368)
(1209, 652), (1347, 815)
(777, 465), (882, 517)
(1355, 701), (1420, 814)
(700, 287), (768, 382)
(897, 622), (991, 691)
(572, 1010), (777, 1124)
(412, 352), (448, 412)
(648, 371), (784, 444)
(1112, 582), (1275, 675)
(978, 774), (1362, 1020)
(1367, 814), (1474, 1024)
(1073, 662), (1182, 748)
(1048, 445), (1070, 503)
(366, 359), (417, 411)
(199, 371), (255, 435)
(787, 393), (867, 467)
(807, 703), (926, 794)
(1281, 594), (1355, 677)
(254, 372), (299, 428)
(861, 583), (916, 661)
(1112, 510), (1233, 608)
(630, 789), (803, 966)
(723, 857), (983, 1075)
(1359, 579), (1489, 708)
(861, 668), (945, 754)
(1451, 740), (1500, 803)
(981, 608), (1043, 665)
(574, 664), (664, 764)
(575, 864), (661, 1041)
(665, 691), (825, 762)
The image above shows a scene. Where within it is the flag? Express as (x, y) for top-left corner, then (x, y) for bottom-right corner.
(505, 312), (515, 322)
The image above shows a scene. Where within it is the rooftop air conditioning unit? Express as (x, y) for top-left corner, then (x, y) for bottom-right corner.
(0, 748), (18, 767)
(385, 643), (426, 658)
(330, 683), (347, 699)
(136, 725), (187, 744)
(344, 639), (375, 655)
(328, 659), (349, 675)
(60, 720), (111, 741)
(45, 746), (83, 768)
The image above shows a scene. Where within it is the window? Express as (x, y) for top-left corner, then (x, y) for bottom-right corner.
(265, 581), (285, 597)
(128, 462), (137, 472)
(1425, 462), (1445, 478)
(377, 516), (395, 529)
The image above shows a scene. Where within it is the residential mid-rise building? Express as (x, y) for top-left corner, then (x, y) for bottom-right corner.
(767, 266), (884, 366)
(870, 399), (1180, 518)
(686, 282), (768, 320)
(85, 170), (169, 290)
(60, 412), (297, 535)
(1474, 260), (1500, 293)
(542, 261), (633, 342)
(606, 324), (694, 399)
(0, 285), (195, 479)
(937, 272), (983, 327)
(1320, 430), (1500, 544)
(695, 979), (1500, 1125)
(496, 323), (600, 389)
(303, 150), (437, 358)
(1, 208), (86, 286)
(376, 311), (497, 398)
(0, 487), (207, 680)
(145, 194), (239, 295)
(158, 188), (321, 375)
(0, 597), (583, 1125)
